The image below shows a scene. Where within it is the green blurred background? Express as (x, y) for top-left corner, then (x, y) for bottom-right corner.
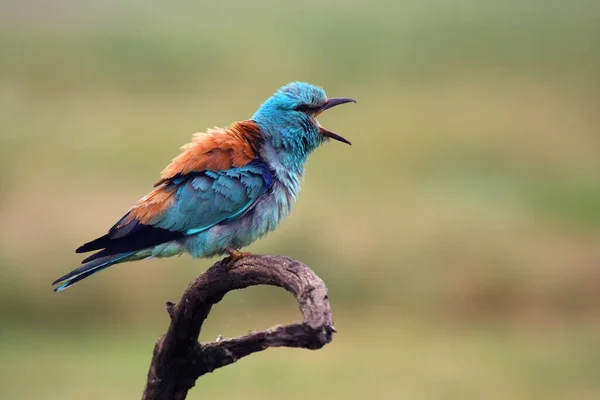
(1, 1), (599, 399)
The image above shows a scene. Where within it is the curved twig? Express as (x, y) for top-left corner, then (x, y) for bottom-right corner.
(142, 255), (335, 400)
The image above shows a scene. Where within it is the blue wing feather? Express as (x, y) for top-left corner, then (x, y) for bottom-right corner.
(158, 161), (272, 234)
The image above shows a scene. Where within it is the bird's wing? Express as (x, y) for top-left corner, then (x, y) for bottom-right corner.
(76, 121), (270, 263)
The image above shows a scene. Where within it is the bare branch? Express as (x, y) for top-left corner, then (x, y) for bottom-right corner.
(142, 255), (334, 400)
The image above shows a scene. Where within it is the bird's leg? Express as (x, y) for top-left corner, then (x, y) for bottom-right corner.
(223, 247), (252, 265)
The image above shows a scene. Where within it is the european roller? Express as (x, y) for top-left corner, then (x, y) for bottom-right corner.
(52, 82), (355, 292)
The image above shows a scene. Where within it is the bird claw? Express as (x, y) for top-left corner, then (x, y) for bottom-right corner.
(223, 247), (252, 265)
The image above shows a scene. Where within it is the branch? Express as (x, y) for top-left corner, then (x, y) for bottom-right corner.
(142, 254), (335, 400)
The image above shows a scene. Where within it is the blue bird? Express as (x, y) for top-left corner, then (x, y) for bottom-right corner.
(52, 82), (355, 292)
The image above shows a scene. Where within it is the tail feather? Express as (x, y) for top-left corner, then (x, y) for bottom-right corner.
(76, 233), (112, 254)
(76, 221), (184, 264)
(52, 252), (135, 292)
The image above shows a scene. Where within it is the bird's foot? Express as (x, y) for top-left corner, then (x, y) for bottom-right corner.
(223, 247), (252, 265)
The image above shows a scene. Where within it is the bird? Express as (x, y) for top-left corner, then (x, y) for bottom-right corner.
(52, 82), (355, 292)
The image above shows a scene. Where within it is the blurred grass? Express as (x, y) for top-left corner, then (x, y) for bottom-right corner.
(1, 0), (599, 398)
(2, 317), (600, 400)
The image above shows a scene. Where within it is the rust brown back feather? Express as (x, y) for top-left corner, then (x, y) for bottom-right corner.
(155, 120), (262, 187)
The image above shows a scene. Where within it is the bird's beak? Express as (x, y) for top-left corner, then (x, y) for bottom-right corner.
(321, 97), (356, 111)
(318, 97), (356, 145)
(320, 127), (353, 145)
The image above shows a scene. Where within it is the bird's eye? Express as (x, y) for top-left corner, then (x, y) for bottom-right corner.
(295, 104), (320, 113)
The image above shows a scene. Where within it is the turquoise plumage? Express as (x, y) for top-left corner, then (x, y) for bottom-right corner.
(52, 82), (355, 292)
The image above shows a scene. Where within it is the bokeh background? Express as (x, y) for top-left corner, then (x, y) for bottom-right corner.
(1, 1), (599, 399)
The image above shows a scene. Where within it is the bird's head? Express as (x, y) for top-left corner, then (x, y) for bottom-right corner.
(251, 82), (355, 161)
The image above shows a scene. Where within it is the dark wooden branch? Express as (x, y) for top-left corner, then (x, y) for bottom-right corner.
(142, 255), (335, 400)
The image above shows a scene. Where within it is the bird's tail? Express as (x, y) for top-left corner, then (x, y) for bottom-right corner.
(52, 252), (136, 292)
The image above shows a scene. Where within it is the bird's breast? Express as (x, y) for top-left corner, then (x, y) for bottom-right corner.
(246, 177), (299, 238)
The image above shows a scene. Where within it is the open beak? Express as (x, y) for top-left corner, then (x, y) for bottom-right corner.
(318, 97), (356, 145)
